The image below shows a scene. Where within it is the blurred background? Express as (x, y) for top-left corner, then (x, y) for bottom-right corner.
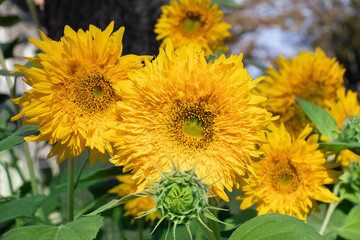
(0, 0), (359, 198)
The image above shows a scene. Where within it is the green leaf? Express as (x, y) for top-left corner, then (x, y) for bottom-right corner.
(0, 38), (26, 59)
(0, 15), (21, 27)
(228, 213), (325, 240)
(0, 195), (46, 222)
(2, 215), (103, 240)
(0, 69), (24, 78)
(319, 141), (360, 153)
(333, 205), (360, 240)
(211, 0), (244, 9)
(86, 194), (139, 216)
(0, 125), (39, 152)
(296, 97), (338, 141)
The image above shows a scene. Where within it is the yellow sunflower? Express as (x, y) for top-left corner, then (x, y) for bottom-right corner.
(109, 40), (274, 201)
(109, 175), (161, 224)
(327, 88), (360, 167)
(238, 124), (340, 220)
(256, 48), (345, 136)
(11, 22), (146, 166)
(154, 0), (231, 56)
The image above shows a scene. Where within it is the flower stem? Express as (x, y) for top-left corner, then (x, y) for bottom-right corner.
(23, 143), (39, 196)
(137, 217), (144, 240)
(25, 0), (40, 30)
(74, 157), (89, 190)
(319, 183), (341, 235)
(209, 198), (221, 240)
(68, 157), (75, 222)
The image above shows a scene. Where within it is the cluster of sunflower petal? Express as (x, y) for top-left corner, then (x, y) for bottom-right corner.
(11, 0), (358, 238)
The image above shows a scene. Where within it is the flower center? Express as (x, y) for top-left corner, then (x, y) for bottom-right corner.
(183, 12), (202, 33)
(270, 163), (299, 194)
(73, 72), (115, 115)
(169, 101), (214, 150)
(183, 117), (204, 139)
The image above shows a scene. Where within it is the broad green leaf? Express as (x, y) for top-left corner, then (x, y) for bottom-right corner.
(2, 215), (103, 240)
(0, 195), (46, 222)
(86, 194), (139, 216)
(0, 15), (21, 27)
(0, 69), (24, 78)
(333, 205), (360, 240)
(296, 97), (338, 141)
(0, 38), (26, 59)
(319, 141), (360, 153)
(0, 125), (39, 152)
(228, 213), (324, 240)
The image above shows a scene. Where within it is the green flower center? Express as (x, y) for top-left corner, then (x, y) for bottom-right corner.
(183, 117), (204, 139)
(279, 173), (293, 187)
(93, 86), (104, 99)
(184, 16), (202, 33)
(271, 163), (299, 194)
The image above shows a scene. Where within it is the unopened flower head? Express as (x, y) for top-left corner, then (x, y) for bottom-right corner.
(238, 124), (340, 220)
(109, 40), (274, 201)
(256, 48), (345, 136)
(11, 22), (147, 165)
(155, 0), (231, 56)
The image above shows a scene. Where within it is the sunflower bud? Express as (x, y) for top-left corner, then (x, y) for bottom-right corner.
(141, 160), (226, 240)
(338, 117), (360, 154)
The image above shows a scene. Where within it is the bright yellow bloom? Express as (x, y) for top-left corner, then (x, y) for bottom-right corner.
(238, 124), (340, 220)
(256, 48), (345, 136)
(109, 40), (274, 201)
(109, 175), (161, 224)
(154, 0), (231, 56)
(327, 88), (360, 167)
(11, 22), (146, 165)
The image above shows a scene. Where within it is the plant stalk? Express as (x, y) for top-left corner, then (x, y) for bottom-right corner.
(319, 183), (341, 235)
(68, 157), (75, 222)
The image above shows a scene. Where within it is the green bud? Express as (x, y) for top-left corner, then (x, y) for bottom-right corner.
(338, 117), (360, 154)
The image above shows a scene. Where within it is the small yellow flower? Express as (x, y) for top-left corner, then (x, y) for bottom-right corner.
(256, 48), (345, 136)
(108, 175), (161, 224)
(327, 88), (360, 167)
(109, 40), (274, 201)
(11, 22), (146, 166)
(154, 0), (231, 56)
(238, 124), (340, 220)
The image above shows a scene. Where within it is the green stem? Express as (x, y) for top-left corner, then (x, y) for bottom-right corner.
(195, 218), (216, 240)
(68, 158), (75, 222)
(1, 162), (14, 195)
(114, 207), (127, 240)
(74, 157), (89, 190)
(74, 193), (109, 219)
(10, 149), (26, 183)
(15, 190), (21, 228)
(319, 183), (341, 235)
(25, 0), (40, 30)
(209, 198), (221, 240)
(0, 47), (14, 94)
(137, 217), (144, 240)
(23, 143), (39, 196)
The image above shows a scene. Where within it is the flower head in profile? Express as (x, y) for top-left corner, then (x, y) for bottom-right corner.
(256, 48), (345, 136)
(109, 175), (161, 224)
(109, 40), (274, 201)
(238, 124), (340, 220)
(154, 0), (231, 56)
(327, 88), (360, 167)
(11, 22), (146, 166)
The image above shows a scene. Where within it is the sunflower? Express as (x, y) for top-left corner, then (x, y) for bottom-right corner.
(154, 0), (231, 56)
(109, 40), (274, 201)
(327, 88), (360, 167)
(256, 48), (345, 136)
(108, 175), (161, 224)
(11, 22), (146, 166)
(238, 124), (340, 220)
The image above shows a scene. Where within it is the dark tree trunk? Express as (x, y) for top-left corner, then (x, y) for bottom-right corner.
(41, 0), (168, 55)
